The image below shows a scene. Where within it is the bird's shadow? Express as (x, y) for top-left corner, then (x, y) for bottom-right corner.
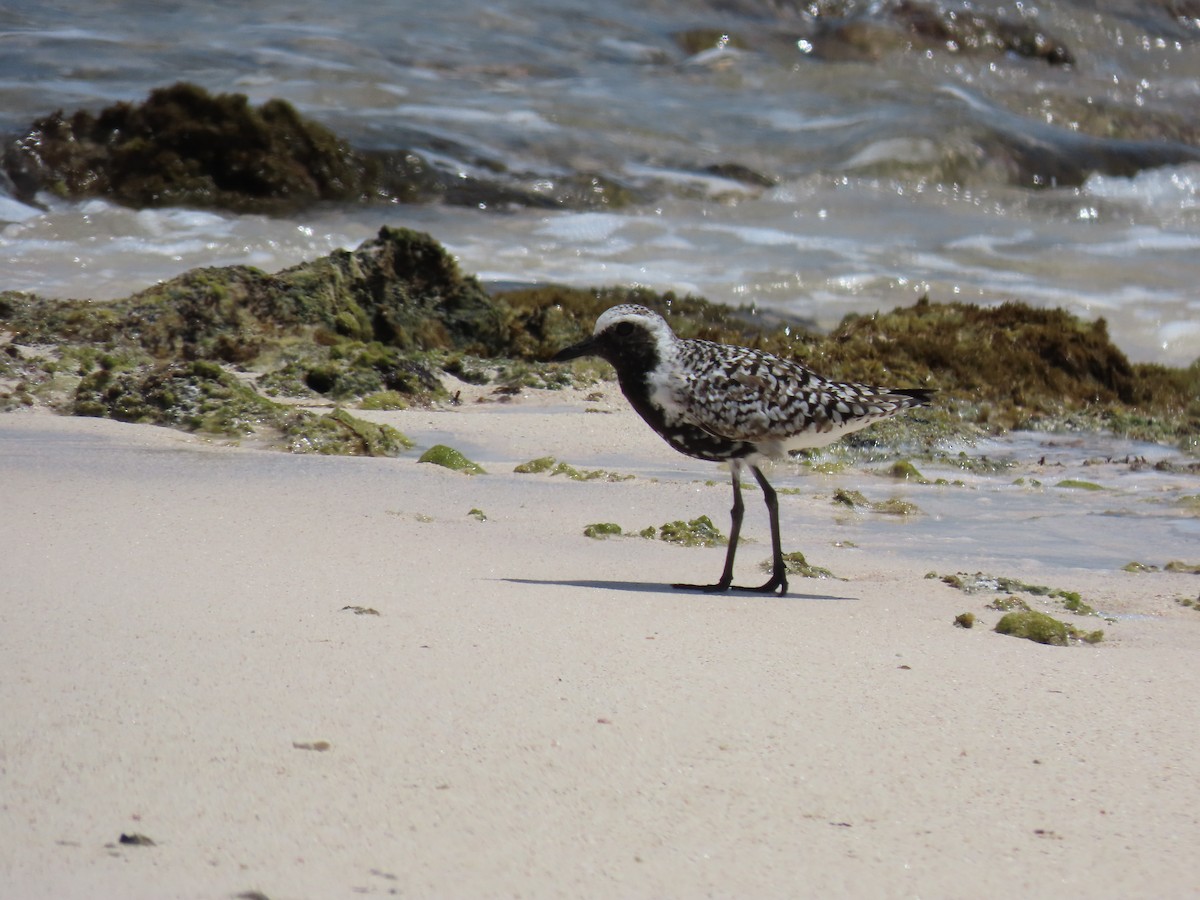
(500, 578), (854, 601)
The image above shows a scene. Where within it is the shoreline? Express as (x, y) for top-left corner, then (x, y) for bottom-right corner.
(2, 402), (1198, 898)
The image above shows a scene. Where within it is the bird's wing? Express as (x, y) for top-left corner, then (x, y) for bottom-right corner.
(674, 342), (902, 443)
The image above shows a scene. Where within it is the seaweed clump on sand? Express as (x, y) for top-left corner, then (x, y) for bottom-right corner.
(994, 610), (1104, 646)
(1, 82), (641, 215)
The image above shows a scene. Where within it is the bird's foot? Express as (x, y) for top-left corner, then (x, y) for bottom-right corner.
(672, 580), (732, 594)
(672, 576), (788, 596)
(730, 576), (788, 596)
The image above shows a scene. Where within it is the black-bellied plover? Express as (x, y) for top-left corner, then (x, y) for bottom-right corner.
(552, 304), (932, 596)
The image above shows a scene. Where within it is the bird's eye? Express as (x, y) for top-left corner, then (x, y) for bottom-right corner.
(615, 321), (634, 336)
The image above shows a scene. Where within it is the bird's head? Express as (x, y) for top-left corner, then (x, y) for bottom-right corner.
(551, 304), (676, 373)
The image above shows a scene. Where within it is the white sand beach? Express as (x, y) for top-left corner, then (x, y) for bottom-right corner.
(2, 394), (1198, 899)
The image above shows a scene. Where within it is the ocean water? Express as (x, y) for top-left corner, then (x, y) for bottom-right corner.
(1, 0), (1198, 367)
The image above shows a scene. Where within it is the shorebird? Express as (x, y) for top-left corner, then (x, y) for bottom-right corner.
(552, 304), (932, 596)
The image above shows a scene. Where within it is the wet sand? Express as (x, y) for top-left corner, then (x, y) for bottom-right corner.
(2, 397), (1198, 899)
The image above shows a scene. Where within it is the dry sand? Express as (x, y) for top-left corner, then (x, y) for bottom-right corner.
(2, 392), (1198, 899)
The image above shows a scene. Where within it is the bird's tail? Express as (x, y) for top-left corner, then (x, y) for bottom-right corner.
(890, 388), (935, 408)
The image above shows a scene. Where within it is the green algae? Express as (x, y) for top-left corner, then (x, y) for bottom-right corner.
(658, 516), (725, 547)
(468, 508), (488, 522)
(801, 459), (849, 475)
(994, 610), (1071, 646)
(1055, 479), (1107, 491)
(832, 488), (920, 516)
(885, 460), (927, 482)
(994, 611), (1103, 646)
(954, 612), (977, 629)
(280, 409), (411, 457)
(513, 455), (633, 481)
(514, 456), (557, 474)
(833, 488), (870, 508)
(939, 571), (1099, 618)
(64, 355), (425, 455)
(417, 444), (486, 475)
(580, 519), (724, 543)
(359, 390), (410, 410)
(74, 359), (281, 436)
(583, 522), (623, 539)
(765, 550), (837, 580)
(1126, 560), (1200, 574)
(871, 497), (922, 516)
(320, 409), (412, 456)
(987, 596), (1032, 613)
(1057, 592), (1093, 615)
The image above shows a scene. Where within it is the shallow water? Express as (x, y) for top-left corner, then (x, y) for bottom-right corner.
(1, 0), (1199, 363)
(5, 414), (1195, 590)
(374, 395), (1200, 577)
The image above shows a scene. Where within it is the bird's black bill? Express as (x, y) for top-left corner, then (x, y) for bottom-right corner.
(551, 337), (598, 362)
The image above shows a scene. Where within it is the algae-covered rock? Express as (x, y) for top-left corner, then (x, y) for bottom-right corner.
(1, 226), (508, 455)
(994, 610), (1104, 646)
(994, 610), (1070, 646)
(72, 359), (410, 456)
(74, 359), (282, 435)
(954, 612), (976, 629)
(0, 82), (645, 215)
(298, 410), (412, 458)
(418, 444), (486, 474)
(3, 83), (377, 213)
(3, 223), (1198, 457)
(800, 0), (1074, 65)
(4, 227), (508, 364)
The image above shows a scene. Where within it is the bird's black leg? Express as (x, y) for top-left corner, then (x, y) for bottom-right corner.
(673, 462), (744, 593)
(731, 465), (788, 596)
